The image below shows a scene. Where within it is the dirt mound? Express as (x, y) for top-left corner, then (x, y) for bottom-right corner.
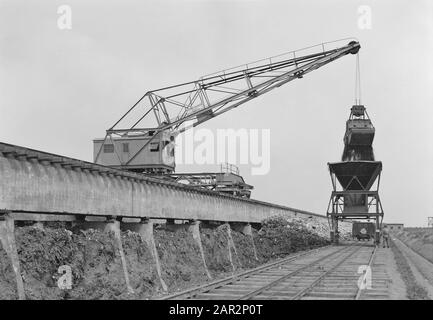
(121, 231), (160, 298)
(263, 214), (352, 241)
(200, 224), (234, 275)
(0, 246), (17, 299)
(154, 226), (209, 291)
(1, 215), (332, 299)
(254, 216), (330, 262)
(1, 225), (160, 300)
(16, 225), (85, 299)
(230, 229), (259, 269)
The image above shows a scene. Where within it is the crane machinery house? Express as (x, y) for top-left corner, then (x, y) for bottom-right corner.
(93, 131), (175, 174)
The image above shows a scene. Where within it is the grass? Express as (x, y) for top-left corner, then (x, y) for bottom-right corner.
(390, 239), (429, 300)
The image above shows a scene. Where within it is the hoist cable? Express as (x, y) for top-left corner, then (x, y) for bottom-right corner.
(354, 53), (362, 105)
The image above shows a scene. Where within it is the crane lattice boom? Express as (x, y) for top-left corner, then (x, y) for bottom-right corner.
(95, 39), (360, 170)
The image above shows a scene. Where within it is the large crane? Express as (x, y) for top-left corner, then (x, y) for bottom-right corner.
(93, 39), (360, 176)
(326, 104), (384, 244)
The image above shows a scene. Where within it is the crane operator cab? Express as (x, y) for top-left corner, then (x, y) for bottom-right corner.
(93, 131), (176, 174)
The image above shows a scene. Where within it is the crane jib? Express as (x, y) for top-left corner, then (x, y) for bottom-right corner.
(95, 40), (360, 172)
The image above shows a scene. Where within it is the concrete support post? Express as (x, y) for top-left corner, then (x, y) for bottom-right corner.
(330, 217), (338, 245)
(230, 223), (258, 261)
(241, 223), (259, 261)
(105, 218), (134, 295)
(136, 219), (168, 292)
(188, 220), (212, 280)
(225, 223), (241, 271)
(0, 214), (25, 300)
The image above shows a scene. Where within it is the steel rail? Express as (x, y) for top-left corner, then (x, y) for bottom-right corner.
(237, 245), (355, 300)
(160, 244), (381, 301)
(354, 245), (377, 300)
(290, 245), (363, 300)
(160, 245), (332, 300)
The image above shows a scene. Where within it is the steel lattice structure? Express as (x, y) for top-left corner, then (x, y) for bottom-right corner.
(94, 39), (360, 167)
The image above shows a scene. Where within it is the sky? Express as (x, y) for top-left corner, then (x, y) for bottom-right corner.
(1, 0), (432, 227)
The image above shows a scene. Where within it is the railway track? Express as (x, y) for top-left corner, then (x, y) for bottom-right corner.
(162, 243), (385, 300)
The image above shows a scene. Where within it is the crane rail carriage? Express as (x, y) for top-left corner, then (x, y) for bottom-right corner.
(164, 163), (253, 198)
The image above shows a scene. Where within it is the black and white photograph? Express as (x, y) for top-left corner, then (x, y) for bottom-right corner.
(0, 0), (432, 310)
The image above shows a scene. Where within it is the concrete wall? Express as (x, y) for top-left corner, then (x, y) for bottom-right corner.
(0, 149), (325, 224)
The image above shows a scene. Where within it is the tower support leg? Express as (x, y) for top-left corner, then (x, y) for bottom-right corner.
(0, 214), (25, 300)
(375, 218), (381, 246)
(330, 216), (339, 245)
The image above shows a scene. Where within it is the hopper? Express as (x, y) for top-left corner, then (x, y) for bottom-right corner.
(328, 161), (382, 191)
